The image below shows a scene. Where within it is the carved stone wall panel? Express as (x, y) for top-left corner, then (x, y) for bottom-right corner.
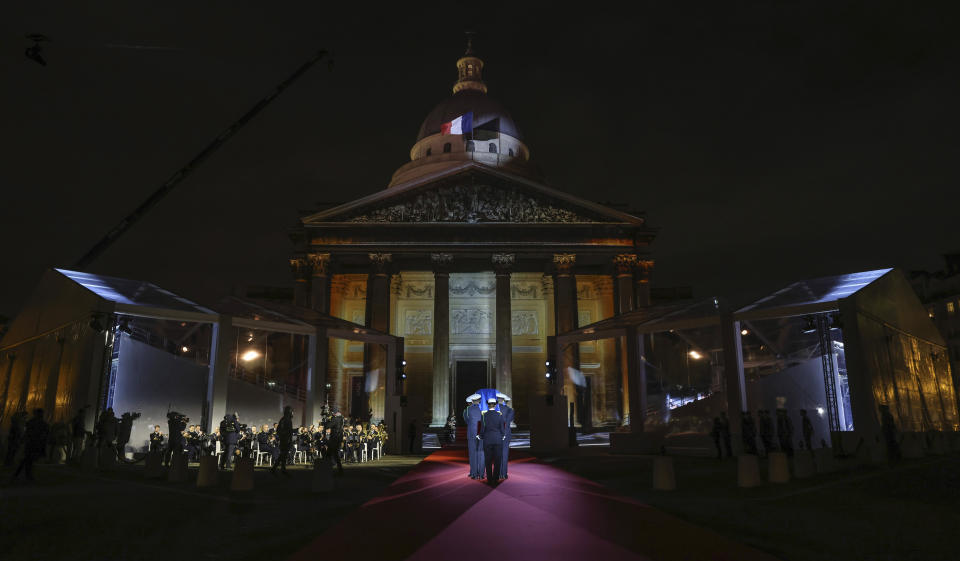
(451, 308), (493, 335)
(449, 280), (495, 297)
(405, 284), (434, 299)
(511, 311), (539, 336)
(346, 184), (605, 224)
(404, 310), (433, 335)
(510, 283), (539, 299)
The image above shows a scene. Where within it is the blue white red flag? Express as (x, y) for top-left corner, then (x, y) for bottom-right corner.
(440, 112), (473, 135)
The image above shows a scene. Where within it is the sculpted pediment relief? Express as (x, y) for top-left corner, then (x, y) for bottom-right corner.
(342, 183), (611, 224)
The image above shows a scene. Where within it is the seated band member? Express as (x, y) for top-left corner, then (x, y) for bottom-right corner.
(258, 424), (279, 465)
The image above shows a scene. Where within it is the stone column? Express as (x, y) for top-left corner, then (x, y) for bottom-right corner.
(636, 259), (654, 308)
(363, 253), (392, 421)
(625, 325), (647, 433)
(308, 253), (331, 314)
(431, 253), (453, 426)
(493, 253), (515, 398)
(552, 254), (579, 407)
(289, 257), (311, 307)
(613, 254), (638, 424)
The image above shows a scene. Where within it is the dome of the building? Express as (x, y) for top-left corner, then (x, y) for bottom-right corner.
(416, 90), (523, 142)
(388, 41), (540, 188)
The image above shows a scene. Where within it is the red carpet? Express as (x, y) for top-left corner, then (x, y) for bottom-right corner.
(289, 449), (781, 561)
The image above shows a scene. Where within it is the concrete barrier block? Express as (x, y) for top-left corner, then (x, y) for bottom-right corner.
(167, 452), (188, 483)
(196, 456), (218, 487)
(768, 452), (790, 483)
(652, 456), (676, 491)
(311, 460), (334, 493)
(737, 454), (761, 488)
(230, 458), (255, 492)
(144, 451), (164, 478)
(793, 451), (816, 478)
(814, 447), (836, 474)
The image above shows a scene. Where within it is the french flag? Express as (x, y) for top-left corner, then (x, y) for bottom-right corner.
(440, 112), (473, 135)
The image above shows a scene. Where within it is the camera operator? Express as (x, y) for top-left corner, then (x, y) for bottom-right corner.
(115, 412), (140, 460)
(163, 411), (188, 467)
(219, 413), (240, 469)
(96, 408), (118, 452)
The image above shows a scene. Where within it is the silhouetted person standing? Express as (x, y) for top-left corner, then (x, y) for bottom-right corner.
(479, 398), (505, 484)
(758, 409), (774, 456)
(879, 404), (901, 462)
(776, 408), (794, 457)
(219, 413), (239, 469)
(741, 411), (758, 455)
(5, 411), (27, 466)
(69, 407), (86, 460)
(273, 406), (294, 475)
(718, 411), (732, 458)
(327, 408), (345, 475)
(799, 409), (814, 451)
(710, 417), (723, 459)
(12, 409), (48, 482)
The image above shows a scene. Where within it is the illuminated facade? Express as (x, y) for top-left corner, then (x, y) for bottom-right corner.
(289, 45), (656, 426)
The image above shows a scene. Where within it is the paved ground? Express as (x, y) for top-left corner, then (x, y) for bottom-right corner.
(541, 448), (960, 561)
(0, 455), (425, 561)
(289, 448), (780, 561)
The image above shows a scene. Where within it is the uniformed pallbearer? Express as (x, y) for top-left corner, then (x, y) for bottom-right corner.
(497, 393), (514, 479)
(478, 397), (506, 484)
(462, 394), (483, 479)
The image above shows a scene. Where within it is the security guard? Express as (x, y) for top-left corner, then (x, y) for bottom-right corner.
(462, 394), (483, 479)
(497, 393), (514, 479)
(478, 398), (506, 484)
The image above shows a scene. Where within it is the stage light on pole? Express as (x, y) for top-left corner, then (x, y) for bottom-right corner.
(181, 346), (189, 353)
(741, 328), (749, 336)
(241, 350), (260, 362)
(688, 350), (702, 360)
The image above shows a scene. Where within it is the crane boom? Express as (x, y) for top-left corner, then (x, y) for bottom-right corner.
(73, 48), (330, 270)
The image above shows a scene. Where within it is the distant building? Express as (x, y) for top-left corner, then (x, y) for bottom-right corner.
(910, 252), (960, 406)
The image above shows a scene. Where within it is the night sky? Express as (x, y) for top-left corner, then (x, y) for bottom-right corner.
(3, 3), (958, 319)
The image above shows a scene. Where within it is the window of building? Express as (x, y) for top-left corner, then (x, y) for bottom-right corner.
(443, 143), (451, 153)
(426, 147), (432, 156)
(489, 143), (497, 153)
(466, 141), (475, 152)
(948, 302), (956, 315)
(508, 148), (514, 156)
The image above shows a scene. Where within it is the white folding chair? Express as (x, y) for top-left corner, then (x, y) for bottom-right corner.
(254, 440), (271, 466)
(293, 443), (306, 464)
(361, 443), (368, 462)
(370, 441), (380, 460)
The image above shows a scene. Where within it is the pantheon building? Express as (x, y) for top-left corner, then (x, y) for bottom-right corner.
(288, 44), (656, 427)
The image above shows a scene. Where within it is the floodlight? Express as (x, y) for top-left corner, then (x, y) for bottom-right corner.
(241, 350), (261, 361)
(688, 350), (702, 360)
(181, 346), (189, 353)
(740, 328), (749, 336)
